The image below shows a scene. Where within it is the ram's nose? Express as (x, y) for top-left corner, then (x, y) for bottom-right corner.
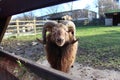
(57, 38), (64, 42)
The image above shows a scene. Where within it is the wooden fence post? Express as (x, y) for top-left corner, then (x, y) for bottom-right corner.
(16, 20), (20, 36)
(34, 19), (37, 35)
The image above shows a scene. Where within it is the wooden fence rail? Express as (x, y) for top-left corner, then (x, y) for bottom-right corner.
(0, 49), (80, 80)
(5, 20), (47, 37)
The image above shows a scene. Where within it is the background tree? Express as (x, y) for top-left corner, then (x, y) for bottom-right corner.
(44, 6), (60, 15)
(98, 0), (119, 18)
(13, 11), (35, 20)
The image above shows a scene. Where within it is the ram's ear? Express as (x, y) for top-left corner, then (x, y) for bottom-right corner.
(36, 38), (43, 44)
(70, 38), (79, 44)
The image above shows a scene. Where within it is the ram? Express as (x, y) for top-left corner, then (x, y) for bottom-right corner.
(37, 20), (78, 73)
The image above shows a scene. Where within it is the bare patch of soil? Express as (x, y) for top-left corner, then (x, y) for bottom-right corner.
(1, 40), (44, 61)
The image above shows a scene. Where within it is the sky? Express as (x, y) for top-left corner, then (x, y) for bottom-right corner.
(12, 0), (98, 19)
(33, 0), (98, 16)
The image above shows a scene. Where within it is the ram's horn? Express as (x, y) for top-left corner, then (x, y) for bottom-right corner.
(42, 21), (58, 44)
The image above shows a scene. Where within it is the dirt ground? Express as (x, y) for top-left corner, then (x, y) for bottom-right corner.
(1, 40), (120, 80)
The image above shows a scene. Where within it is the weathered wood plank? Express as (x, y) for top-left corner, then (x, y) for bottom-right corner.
(0, 0), (75, 17)
(0, 67), (19, 80)
(0, 16), (11, 42)
(0, 50), (80, 80)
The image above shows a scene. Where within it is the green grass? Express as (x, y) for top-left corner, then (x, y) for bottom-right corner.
(76, 26), (120, 70)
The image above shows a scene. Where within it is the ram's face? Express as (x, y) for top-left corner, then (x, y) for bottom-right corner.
(51, 24), (69, 47)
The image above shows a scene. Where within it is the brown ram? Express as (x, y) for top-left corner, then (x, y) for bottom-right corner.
(37, 20), (78, 73)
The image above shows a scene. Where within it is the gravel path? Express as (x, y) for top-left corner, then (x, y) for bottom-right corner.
(37, 60), (120, 80)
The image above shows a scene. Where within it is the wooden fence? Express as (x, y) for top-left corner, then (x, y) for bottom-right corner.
(5, 20), (47, 37)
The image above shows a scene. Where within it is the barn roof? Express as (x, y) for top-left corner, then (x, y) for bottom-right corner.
(105, 9), (120, 14)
